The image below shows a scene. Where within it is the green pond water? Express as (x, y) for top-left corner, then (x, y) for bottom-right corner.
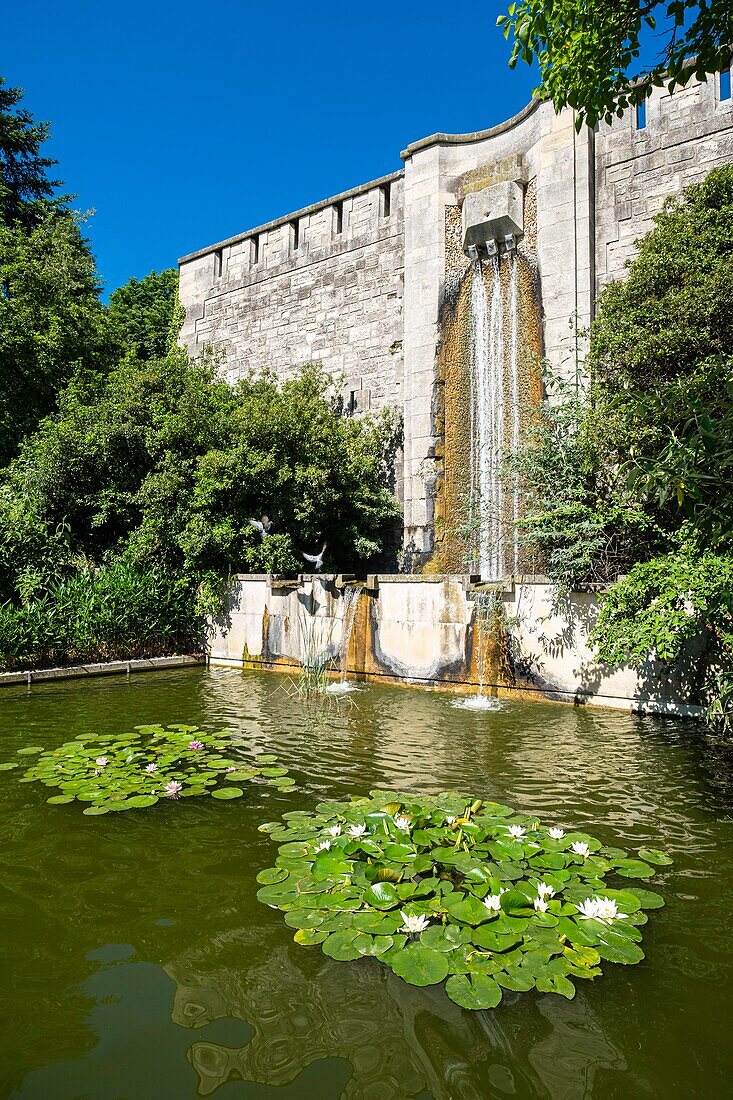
(1, 667), (732, 1099)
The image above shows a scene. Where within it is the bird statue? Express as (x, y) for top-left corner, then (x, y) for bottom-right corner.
(248, 515), (273, 540)
(302, 543), (327, 571)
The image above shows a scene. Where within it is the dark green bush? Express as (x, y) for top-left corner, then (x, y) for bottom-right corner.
(0, 560), (199, 671)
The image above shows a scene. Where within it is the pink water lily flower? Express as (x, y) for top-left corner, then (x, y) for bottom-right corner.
(165, 780), (183, 799)
(188, 740), (204, 751)
(95, 757), (108, 768)
(145, 763), (158, 773)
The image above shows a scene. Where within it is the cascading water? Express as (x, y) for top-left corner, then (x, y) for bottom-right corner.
(326, 585), (363, 695)
(509, 252), (520, 575)
(469, 252), (521, 579)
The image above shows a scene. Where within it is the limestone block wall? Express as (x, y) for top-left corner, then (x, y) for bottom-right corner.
(206, 574), (703, 717)
(596, 72), (733, 290)
(179, 172), (405, 413)
(180, 76), (733, 561)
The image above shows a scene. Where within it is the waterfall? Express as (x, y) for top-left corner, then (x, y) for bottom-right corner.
(338, 585), (363, 683)
(470, 257), (505, 579)
(509, 253), (520, 575)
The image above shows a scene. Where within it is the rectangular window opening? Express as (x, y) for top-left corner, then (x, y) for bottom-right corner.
(289, 219), (300, 253)
(721, 60), (732, 101)
(251, 234), (260, 265)
(348, 390), (357, 416)
(635, 100), (647, 130)
(380, 182), (392, 218)
(333, 201), (344, 234)
(213, 248), (223, 278)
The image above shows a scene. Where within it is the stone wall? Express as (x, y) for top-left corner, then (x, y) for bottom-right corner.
(206, 574), (703, 717)
(179, 74), (733, 561)
(179, 172), (405, 414)
(596, 73), (733, 290)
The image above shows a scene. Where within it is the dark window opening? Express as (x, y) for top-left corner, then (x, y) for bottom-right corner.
(334, 201), (343, 234)
(251, 234), (260, 265)
(721, 61), (732, 101)
(213, 248), (223, 278)
(347, 390), (357, 417)
(290, 220), (300, 252)
(635, 100), (647, 130)
(380, 182), (391, 218)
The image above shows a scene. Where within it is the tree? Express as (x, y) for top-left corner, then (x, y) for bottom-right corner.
(0, 76), (64, 228)
(514, 165), (733, 725)
(498, 0), (733, 128)
(107, 268), (183, 361)
(1, 356), (401, 602)
(0, 210), (110, 467)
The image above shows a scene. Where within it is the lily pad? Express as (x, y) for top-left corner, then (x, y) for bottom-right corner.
(389, 943), (450, 987)
(445, 973), (503, 1009)
(256, 789), (669, 1012)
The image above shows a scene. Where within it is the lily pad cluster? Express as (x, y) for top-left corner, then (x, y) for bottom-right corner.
(257, 790), (671, 1010)
(10, 724), (295, 814)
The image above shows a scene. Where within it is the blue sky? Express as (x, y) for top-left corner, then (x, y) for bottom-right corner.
(5, 1), (537, 295)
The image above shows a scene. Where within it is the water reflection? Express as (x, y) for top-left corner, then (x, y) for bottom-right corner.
(165, 920), (626, 1100)
(2, 667), (733, 1097)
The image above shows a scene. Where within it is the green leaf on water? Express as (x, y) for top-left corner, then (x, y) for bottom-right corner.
(445, 973), (503, 1009)
(389, 943), (450, 987)
(211, 787), (244, 799)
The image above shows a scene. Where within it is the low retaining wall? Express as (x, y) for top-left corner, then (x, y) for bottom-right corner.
(0, 654), (204, 688)
(207, 575), (702, 718)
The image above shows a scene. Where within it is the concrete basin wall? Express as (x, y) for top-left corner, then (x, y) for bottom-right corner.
(206, 574), (703, 718)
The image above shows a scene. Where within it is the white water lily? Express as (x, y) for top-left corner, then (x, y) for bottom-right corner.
(548, 827), (565, 840)
(571, 841), (591, 858)
(595, 896), (629, 923)
(314, 840), (331, 852)
(533, 897), (549, 913)
(507, 825), (526, 838)
(400, 911), (430, 935)
(445, 815), (456, 825)
(536, 881), (555, 899)
(576, 897), (603, 920)
(483, 893), (504, 911)
(348, 823), (368, 838)
(326, 825), (342, 837)
(394, 815), (411, 832)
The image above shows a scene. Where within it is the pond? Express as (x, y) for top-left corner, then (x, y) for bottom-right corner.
(1, 667), (732, 1098)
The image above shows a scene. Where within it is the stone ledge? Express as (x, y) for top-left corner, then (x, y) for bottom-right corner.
(0, 654), (204, 688)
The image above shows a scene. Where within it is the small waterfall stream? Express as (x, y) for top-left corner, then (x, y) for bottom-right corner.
(469, 252), (521, 579)
(327, 584), (363, 694)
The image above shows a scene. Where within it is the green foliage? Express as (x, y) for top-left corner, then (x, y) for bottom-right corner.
(0, 210), (110, 466)
(10, 724), (295, 813)
(514, 167), (733, 726)
(498, 0), (733, 129)
(0, 560), (199, 671)
(257, 790), (668, 1009)
(107, 268), (182, 360)
(592, 549), (733, 728)
(0, 76), (64, 229)
(2, 355), (400, 590)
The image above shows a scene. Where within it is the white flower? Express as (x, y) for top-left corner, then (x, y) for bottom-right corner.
(571, 841), (590, 858)
(576, 897), (602, 920)
(533, 897), (549, 913)
(445, 815), (456, 825)
(483, 893), (503, 912)
(400, 911), (430, 935)
(348, 823), (368, 838)
(594, 896), (628, 923)
(507, 825), (526, 838)
(394, 815), (411, 832)
(536, 881), (555, 899)
(548, 827), (565, 840)
(314, 840), (331, 852)
(326, 825), (342, 837)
